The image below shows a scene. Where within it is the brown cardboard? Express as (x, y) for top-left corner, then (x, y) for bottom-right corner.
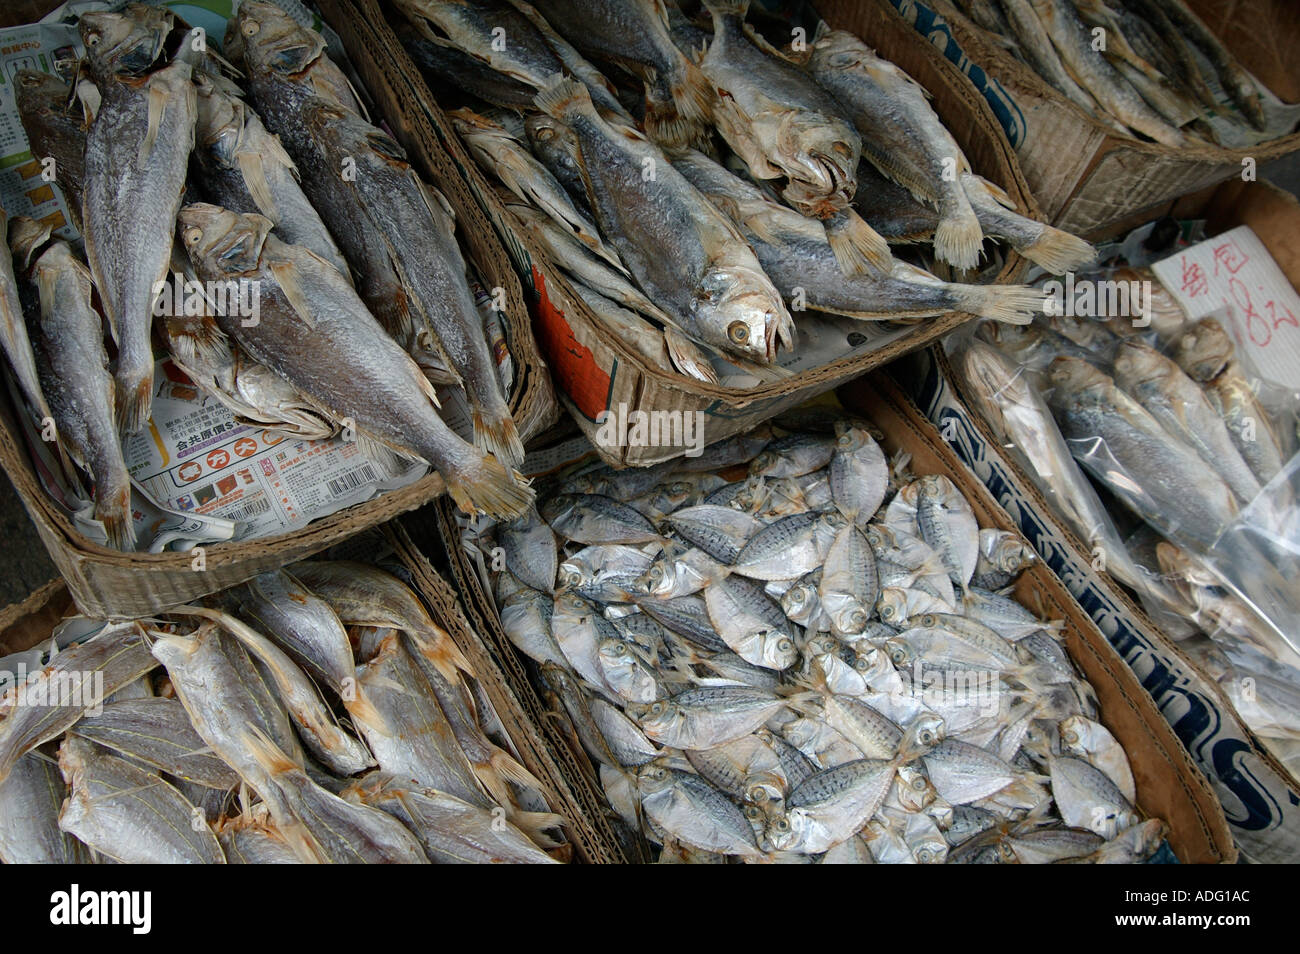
(0, 1), (558, 620)
(431, 372), (1236, 864)
(346, 0), (1042, 468)
(850, 0), (1300, 236)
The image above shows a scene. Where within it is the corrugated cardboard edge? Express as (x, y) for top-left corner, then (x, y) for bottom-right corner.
(377, 0), (1038, 467)
(0, 1), (558, 620)
(871, 0), (1300, 234)
(399, 502), (628, 863)
(845, 374), (1237, 864)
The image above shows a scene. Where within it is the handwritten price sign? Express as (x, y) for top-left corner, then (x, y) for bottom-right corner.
(1153, 226), (1300, 388)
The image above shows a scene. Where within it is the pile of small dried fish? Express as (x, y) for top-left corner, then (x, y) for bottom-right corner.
(393, 0), (1095, 383)
(3, 2), (534, 550)
(478, 410), (1166, 862)
(937, 0), (1289, 146)
(0, 557), (566, 864)
(963, 304), (1300, 775)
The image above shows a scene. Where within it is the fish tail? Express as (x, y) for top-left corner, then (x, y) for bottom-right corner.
(824, 209), (893, 276)
(97, 480), (136, 552)
(1019, 225), (1098, 274)
(949, 284), (1046, 326)
(444, 453), (535, 520)
(669, 57), (714, 129)
(534, 75), (596, 125)
(240, 725), (297, 778)
(933, 199), (984, 272)
(663, 325), (719, 383)
(472, 404), (526, 471)
(114, 371), (154, 435)
(490, 745), (546, 800)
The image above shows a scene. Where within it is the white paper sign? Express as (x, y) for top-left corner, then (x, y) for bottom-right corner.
(1152, 225), (1300, 389)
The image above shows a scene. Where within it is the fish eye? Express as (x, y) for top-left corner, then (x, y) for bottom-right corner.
(744, 804), (763, 818)
(854, 655), (871, 672)
(919, 729), (935, 745)
(849, 609), (867, 629)
(916, 847), (934, 863)
(773, 818), (790, 832)
(650, 702), (664, 716)
(727, 320), (750, 343)
(84, 31), (101, 46)
(241, 19), (260, 36)
(889, 647), (907, 665)
(777, 638), (794, 653)
(919, 614), (937, 627)
(535, 127), (555, 141)
(912, 775), (927, 791)
(184, 226), (203, 246)
(880, 604), (895, 620)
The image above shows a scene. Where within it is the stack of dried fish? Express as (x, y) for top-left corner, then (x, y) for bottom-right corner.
(477, 411), (1166, 862)
(0, 558), (566, 864)
(963, 307), (1300, 775)
(3, 2), (533, 549)
(392, 0), (1095, 383)
(937, 0), (1287, 146)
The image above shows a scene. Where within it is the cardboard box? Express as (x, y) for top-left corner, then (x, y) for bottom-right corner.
(863, 0), (1300, 236)
(0, 1), (558, 619)
(428, 373), (1237, 864)
(0, 519), (617, 864)
(338, 0), (1048, 468)
(898, 179), (1300, 863)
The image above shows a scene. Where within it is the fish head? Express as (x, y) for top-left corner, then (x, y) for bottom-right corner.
(764, 808), (806, 852)
(628, 698), (678, 739)
(876, 588), (909, 628)
(895, 763), (936, 812)
(525, 111), (581, 158)
(597, 637), (634, 665)
(829, 600), (870, 639)
(773, 112), (858, 206)
(1176, 318), (1233, 382)
(992, 537), (1035, 573)
(14, 70), (71, 117)
(692, 264), (793, 362)
(1046, 355), (1108, 400)
(780, 583), (816, 621)
(180, 204), (272, 278)
(634, 760), (675, 795)
(79, 6), (171, 77)
(237, 1), (326, 77)
(750, 630), (798, 670)
(1111, 339), (1166, 392)
(1058, 714), (1088, 752)
(193, 74), (243, 156)
(9, 216), (53, 271)
(832, 421), (874, 455)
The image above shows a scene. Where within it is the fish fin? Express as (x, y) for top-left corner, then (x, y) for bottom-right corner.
(490, 744), (547, 797)
(75, 78), (100, 124)
(663, 326), (719, 384)
(97, 483), (136, 552)
(354, 428), (413, 471)
(406, 624), (475, 683)
(412, 360), (443, 409)
(534, 75), (597, 124)
(139, 82), (168, 165)
(512, 809), (569, 849)
(1019, 227), (1098, 274)
(824, 209), (893, 276)
(340, 684), (388, 736)
(115, 373), (154, 435)
(240, 724), (297, 777)
(444, 454), (535, 520)
(235, 151), (280, 220)
(947, 284), (1045, 325)
(933, 203), (984, 272)
(414, 177), (456, 228)
(472, 405), (526, 471)
(268, 260), (316, 329)
(966, 174), (1016, 210)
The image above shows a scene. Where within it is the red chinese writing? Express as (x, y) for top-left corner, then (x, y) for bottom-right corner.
(1179, 257), (1208, 298)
